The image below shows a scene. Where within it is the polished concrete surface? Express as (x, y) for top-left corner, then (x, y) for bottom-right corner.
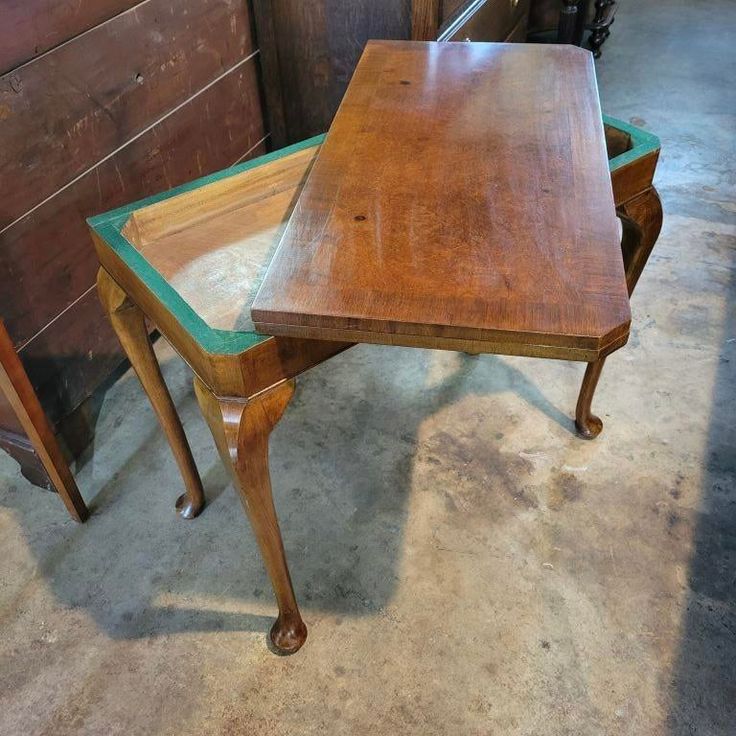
(1, 1), (734, 733)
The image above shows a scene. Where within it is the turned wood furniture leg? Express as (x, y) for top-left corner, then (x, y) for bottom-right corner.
(193, 377), (307, 654)
(558, 1), (583, 44)
(575, 187), (663, 439)
(589, 0), (611, 57)
(0, 320), (89, 522)
(97, 269), (205, 518)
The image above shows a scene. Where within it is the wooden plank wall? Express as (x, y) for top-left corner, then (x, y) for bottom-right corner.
(0, 0), (267, 474)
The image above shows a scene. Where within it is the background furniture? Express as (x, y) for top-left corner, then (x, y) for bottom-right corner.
(0, 320), (87, 521)
(252, 0), (532, 144)
(528, 0), (617, 57)
(0, 0), (267, 487)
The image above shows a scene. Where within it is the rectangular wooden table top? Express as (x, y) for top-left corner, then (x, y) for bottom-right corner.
(252, 41), (631, 361)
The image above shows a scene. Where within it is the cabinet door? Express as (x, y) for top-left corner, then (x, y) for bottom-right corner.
(252, 0), (412, 144)
(440, 0), (529, 42)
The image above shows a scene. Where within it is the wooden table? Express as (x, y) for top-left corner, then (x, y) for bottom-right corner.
(90, 42), (662, 654)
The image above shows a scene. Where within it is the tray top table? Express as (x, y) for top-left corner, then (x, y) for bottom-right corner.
(89, 41), (663, 656)
(252, 41), (631, 361)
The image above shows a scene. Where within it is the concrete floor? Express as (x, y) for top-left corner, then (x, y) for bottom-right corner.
(1, 1), (734, 733)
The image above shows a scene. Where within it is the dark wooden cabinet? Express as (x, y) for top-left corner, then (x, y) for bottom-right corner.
(441, 0), (530, 42)
(253, 0), (531, 145)
(527, 0), (617, 57)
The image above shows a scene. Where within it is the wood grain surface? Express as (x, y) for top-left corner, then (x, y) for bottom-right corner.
(252, 41), (630, 359)
(125, 146), (319, 333)
(0, 0), (139, 74)
(7, 61), (264, 430)
(0, 0), (254, 229)
(0, 320), (88, 521)
(254, 0), (411, 142)
(1, 60), (264, 349)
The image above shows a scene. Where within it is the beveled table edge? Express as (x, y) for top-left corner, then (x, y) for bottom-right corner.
(253, 319), (631, 362)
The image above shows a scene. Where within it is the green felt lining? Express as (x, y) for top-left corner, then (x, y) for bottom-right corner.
(89, 119), (659, 357)
(603, 115), (661, 173)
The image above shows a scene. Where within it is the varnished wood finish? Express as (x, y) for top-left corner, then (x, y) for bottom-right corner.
(92, 113), (661, 650)
(440, 0), (530, 42)
(253, 42), (630, 360)
(89, 143), (352, 399)
(94, 240), (352, 398)
(0, 321), (88, 522)
(412, 0), (441, 40)
(91, 143), (352, 648)
(97, 269), (205, 518)
(575, 356), (606, 438)
(575, 186), (663, 438)
(619, 188), (663, 295)
(194, 378), (306, 654)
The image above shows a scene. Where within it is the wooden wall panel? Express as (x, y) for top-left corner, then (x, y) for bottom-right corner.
(0, 0), (267, 486)
(256, 0), (531, 143)
(0, 0), (254, 229)
(0, 0), (140, 74)
(2, 59), (265, 352)
(263, 0), (412, 142)
(19, 290), (125, 428)
(411, 0), (441, 40)
(15, 59), (264, 422)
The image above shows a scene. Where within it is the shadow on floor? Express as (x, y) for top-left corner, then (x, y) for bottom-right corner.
(667, 249), (736, 733)
(0, 343), (580, 645)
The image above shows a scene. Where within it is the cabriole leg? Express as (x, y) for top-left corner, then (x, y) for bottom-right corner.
(574, 186), (663, 438)
(575, 357), (606, 439)
(97, 268), (205, 518)
(193, 377), (306, 654)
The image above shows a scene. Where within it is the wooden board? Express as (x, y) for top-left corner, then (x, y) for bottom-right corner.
(0, 320), (88, 521)
(0, 59), (264, 348)
(253, 41), (630, 360)
(0, 0), (254, 229)
(19, 289), (123, 426)
(0, 0), (139, 74)
(5, 63), (264, 427)
(255, 0), (412, 142)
